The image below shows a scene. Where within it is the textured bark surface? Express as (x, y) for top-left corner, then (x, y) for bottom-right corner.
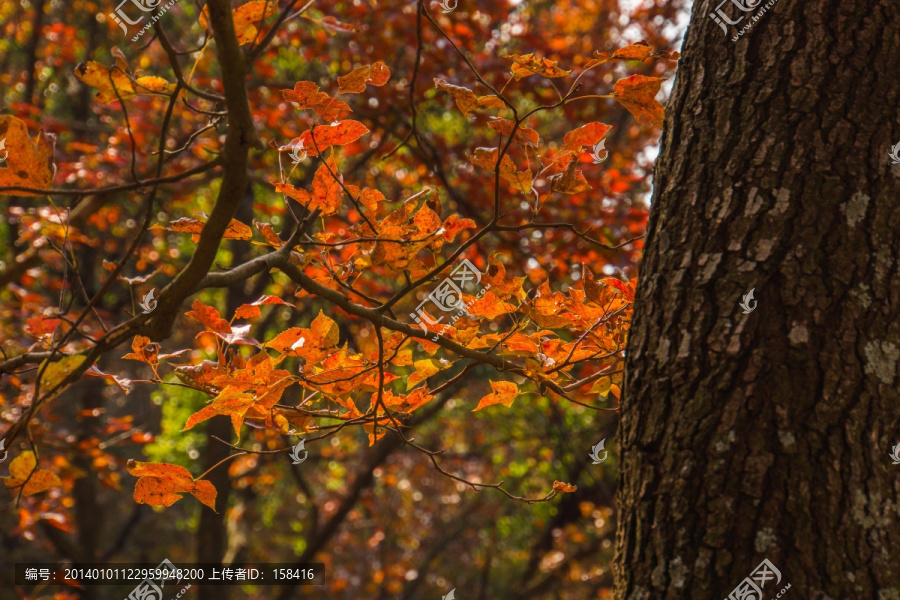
(615, 0), (900, 599)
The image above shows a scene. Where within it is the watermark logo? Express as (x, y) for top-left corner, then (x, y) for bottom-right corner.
(589, 139), (608, 164)
(888, 141), (900, 165)
(288, 139), (308, 164)
(289, 439), (308, 465)
(710, 0), (779, 41)
(0, 138), (8, 164)
(890, 444), (900, 465)
(436, 0), (457, 13)
(442, 589), (456, 600)
(110, 0), (162, 34)
(739, 288), (757, 314)
(139, 288), (158, 314)
(410, 258), (491, 341)
(725, 558), (788, 600)
(589, 439), (608, 464)
(125, 558), (190, 600)
(110, 0), (181, 41)
(0, 438), (7, 464)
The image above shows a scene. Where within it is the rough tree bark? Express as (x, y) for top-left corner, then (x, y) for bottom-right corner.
(616, 1), (900, 599)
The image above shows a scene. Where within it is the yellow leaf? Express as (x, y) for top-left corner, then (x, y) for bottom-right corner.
(473, 380), (518, 411)
(0, 115), (56, 195)
(406, 359), (441, 390)
(310, 310), (340, 348)
(39, 355), (87, 391)
(75, 61), (174, 104)
(4, 451), (61, 496)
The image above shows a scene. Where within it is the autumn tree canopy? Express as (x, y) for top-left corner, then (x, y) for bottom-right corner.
(1, 0), (683, 598)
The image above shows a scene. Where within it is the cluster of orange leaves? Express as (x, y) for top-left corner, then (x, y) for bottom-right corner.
(2, 1), (672, 507)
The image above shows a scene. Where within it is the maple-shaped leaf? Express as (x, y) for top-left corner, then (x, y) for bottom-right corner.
(338, 61), (391, 94)
(126, 460), (217, 511)
(0, 115), (56, 195)
(3, 451), (61, 496)
(75, 61), (175, 104)
(465, 291), (516, 319)
(295, 121), (369, 156)
(274, 158), (343, 216)
(552, 480), (578, 493)
(200, 1), (277, 45)
(505, 53), (572, 80)
(613, 75), (665, 128)
(467, 148), (533, 195)
(123, 335), (160, 365)
(183, 385), (256, 437)
(503, 333), (540, 355)
(406, 358), (442, 390)
(487, 117), (540, 147)
(186, 300), (232, 334)
(434, 78), (478, 118)
(282, 81), (351, 122)
(473, 380), (519, 411)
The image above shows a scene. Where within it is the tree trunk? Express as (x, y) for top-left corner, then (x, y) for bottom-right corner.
(616, 1), (900, 599)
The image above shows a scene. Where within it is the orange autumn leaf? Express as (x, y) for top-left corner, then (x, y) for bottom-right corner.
(337, 61), (391, 94)
(123, 335), (160, 365)
(186, 299), (232, 334)
(477, 95), (506, 110)
(281, 81), (352, 122)
(487, 117), (540, 147)
(295, 121), (370, 156)
(467, 147), (533, 195)
(0, 115), (56, 195)
(466, 291), (516, 319)
(126, 459), (217, 511)
(274, 158), (343, 216)
(200, 1), (277, 45)
(234, 295), (290, 320)
(561, 122), (612, 153)
(473, 380), (519, 411)
(254, 220), (284, 248)
(434, 78), (478, 117)
(613, 75), (665, 128)
(611, 42), (653, 61)
(505, 53), (572, 80)
(600, 277), (636, 303)
(3, 451), (61, 496)
(152, 217), (252, 242)
(441, 214), (477, 242)
(550, 157), (591, 195)
(552, 480), (578, 493)
(310, 310), (340, 347)
(183, 385), (257, 437)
